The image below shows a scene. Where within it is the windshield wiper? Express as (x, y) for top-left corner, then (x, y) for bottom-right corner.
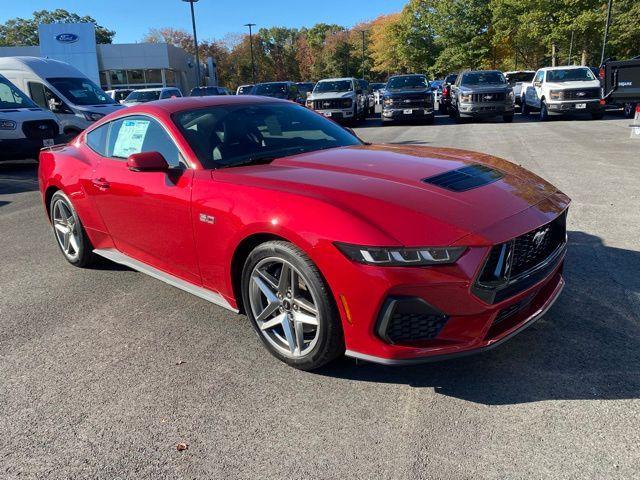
(217, 145), (342, 169)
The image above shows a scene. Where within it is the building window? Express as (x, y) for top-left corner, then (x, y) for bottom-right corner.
(99, 71), (108, 89)
(164, 69), (176, 86)
(128, 70), (145, 85)
(145, 69), (162, 84)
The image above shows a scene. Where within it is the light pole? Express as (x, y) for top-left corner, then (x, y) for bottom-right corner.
(568, 30), (574, 65)
(360, 30), (367, 80)
(245, 23), (257, 84)
(600, 0), (613, 66)
(182, 0), (202, 87)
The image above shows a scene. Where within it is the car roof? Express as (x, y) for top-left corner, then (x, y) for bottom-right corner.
(113, 95), (289, 115)
(254, 81), (291, 85)
(539, 66), (591, 71)
(317, 77), (355, 82)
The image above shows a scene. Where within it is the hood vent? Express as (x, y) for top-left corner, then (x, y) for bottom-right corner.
(422, 164), (504, 192)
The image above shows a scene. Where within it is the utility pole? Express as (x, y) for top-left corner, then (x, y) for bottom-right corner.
(600, 0), (613, 66)
(568, 31), (574, 65)
(182, 0), (201, 87)
(360, 30), (366, 80)
(245, 23), (257, 84)
(552, 42), (557, 67)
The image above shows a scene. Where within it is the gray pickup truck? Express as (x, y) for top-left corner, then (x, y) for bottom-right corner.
(450, 70), (515, 123)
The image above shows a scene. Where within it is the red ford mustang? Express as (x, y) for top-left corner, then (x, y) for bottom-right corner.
(38, 96), (569, 370)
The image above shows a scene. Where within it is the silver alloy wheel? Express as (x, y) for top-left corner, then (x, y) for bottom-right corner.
(52, 199), (81, 261)
(249, 257), (320, 358)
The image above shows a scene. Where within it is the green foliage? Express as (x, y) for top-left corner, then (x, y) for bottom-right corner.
(0, 9), (115, 46)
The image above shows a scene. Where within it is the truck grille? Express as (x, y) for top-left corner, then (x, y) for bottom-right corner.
(388, 96), (431, 108)
(510, 214), (567, 276)
(471, 92), (506, 103)
(560, 88), (600, 100)
(313, 99), (348, 109)
(22, 120), (59, 140)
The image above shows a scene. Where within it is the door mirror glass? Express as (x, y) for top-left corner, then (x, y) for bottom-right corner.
(127, 151), (170, 172)
(534, 81), (542, 87)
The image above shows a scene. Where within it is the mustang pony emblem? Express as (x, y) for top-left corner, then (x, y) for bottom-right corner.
(533, 227), (550, 247)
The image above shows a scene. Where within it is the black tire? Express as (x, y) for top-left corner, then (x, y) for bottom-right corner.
(521, 98), (530, 115)
(623, 103), (636, 118)
(49, 190), (97, 268)
(591, 112), (604, 120)
(503, 114), (514, 123)
(539, 101), (549, 121)
(454, 108), (465, 124)
(424, 114), (435, 125)
(241, 240), (345, 370)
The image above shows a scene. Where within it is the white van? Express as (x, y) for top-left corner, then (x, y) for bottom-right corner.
(0, 73), (62, 161)
(0, 57), (124, 136)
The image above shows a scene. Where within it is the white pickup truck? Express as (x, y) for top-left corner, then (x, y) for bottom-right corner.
(521, 66), (604, 120)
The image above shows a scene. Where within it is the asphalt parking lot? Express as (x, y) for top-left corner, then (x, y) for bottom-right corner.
(1, 112), (639, 479)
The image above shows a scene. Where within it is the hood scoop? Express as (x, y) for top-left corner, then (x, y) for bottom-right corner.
(422, 164), (504, 192)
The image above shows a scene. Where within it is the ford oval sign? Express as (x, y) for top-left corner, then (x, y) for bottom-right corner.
(55, 33), (79, 43)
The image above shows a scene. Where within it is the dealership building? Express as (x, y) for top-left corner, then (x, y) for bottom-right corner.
(0, 22), (217, 93)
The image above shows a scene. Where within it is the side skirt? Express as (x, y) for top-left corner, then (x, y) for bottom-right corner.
(93, 248), (239, 313)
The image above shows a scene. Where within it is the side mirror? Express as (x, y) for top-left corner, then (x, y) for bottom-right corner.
(534, 81), (542, 87)
(127, 151), (170, 172)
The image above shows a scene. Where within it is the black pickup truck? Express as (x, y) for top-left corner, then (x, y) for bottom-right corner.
(602, 56), (640, 118)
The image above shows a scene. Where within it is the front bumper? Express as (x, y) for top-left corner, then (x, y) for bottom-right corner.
(547, 100), (604, 114)
(313, 109), (354, 122)
(382, 107), (434, 121)
(458, 103), (515, 117)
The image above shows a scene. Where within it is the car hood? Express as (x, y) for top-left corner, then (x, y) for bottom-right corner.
(460, 84), (511, 93)
(385, 88), (431, 96)
(544, 80), (601, 89)
(219, 145), (567, 246)
(309, 91), (354, 100)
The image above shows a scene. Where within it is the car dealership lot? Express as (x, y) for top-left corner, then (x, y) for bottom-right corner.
(1, 114), (638, 479)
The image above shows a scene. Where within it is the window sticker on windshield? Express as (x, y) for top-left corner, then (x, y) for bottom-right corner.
(113, 119), (150, 158)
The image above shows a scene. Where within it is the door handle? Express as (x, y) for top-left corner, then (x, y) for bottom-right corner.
(92, 178), (110, 191)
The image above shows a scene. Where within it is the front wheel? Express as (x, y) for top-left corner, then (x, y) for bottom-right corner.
(539, 101), (549, 121)
(241, 241), (344, 370)
(521, 98), (530, 115)
(49, 190), (96, 267)
(623, 102), (636, 118)
(503, 114), (514, 123)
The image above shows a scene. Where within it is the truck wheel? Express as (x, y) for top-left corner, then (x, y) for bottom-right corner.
(454, 109), (464, 124)
(539, 101), (549, 121)
(503, 114), (514, 123)
(591, 112), (604, 120)
(624, 103), (637, 119)
(521, 99), (529, 115)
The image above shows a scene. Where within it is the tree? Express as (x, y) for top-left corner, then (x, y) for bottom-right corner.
(0, 9), (115, 46)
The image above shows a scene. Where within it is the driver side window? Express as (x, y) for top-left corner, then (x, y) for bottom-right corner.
(534, 71), (544, 84)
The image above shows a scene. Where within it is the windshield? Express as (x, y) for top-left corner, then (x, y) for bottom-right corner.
(124, 90), (161, 102)
(546, 68), (596, 82)
(370, 83), (385, 91)
(505, 72), (535, 85)
(314, 80), (353, 93)
(386, 76), (428, 90)
(237, 85), (253, 95)
(113, 90), (132, 102)
(47, 77), (115, 106)
(461, 71), (506, 86)
(173, 102), (361, 169)
(253, 83), (288, 97)
(296, 83), (315, 95)
(0, 75), (38, 109)
(445, 74), (458, 84)
(191, 87), (221, 96)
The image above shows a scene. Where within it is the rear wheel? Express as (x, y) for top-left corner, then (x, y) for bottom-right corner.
(241, 241), (344, 370)
(49, 191), (96, 267)
(591, 112), (604, 120)
(623, 102), (636, 118)
(521, 98), (530, 115)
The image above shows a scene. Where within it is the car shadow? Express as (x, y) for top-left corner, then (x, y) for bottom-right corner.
(317, 230), (640, 405)
(0, 160), (39, 197)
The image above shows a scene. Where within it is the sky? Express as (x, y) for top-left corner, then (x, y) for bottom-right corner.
(0, 0), (407, 43)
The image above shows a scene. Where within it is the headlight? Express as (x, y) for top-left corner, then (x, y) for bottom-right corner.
(383, 97), (393, 106)
(335, 243), (466, 266)
(341, 98), (353, 108)
(306, 99), (313, 108)
(460, 93), (472, 103)
(0, 119), (17, 130)
(83, 112), (105, 122)
(507, 90), (515, 101)
(550, 90), (562, 101)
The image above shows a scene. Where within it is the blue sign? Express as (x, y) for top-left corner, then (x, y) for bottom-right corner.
(55, 33), (79, 43)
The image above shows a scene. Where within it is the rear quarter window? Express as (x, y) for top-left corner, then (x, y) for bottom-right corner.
(86, 123), (110, 156)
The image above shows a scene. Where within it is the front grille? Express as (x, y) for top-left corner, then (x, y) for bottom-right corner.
(22, 120), (59, 140)
(510, 214), (567, 276)
(377, 297), (448, 344)
(313, 99), (348, 109)
(388, 96), (431, 108)
(472, 211), (567, 304)
(423, 164), (504, 192)
(471, 92), (506, 103)
(561, 88), (600, 100)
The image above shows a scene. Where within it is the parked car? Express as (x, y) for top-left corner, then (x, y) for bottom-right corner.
(381, 74), (435, 125)
(370, 82), (386, 106)
(38, 95), (570, 370)
(190, 86), (231, 96)
(450, 70), (515, 123)
(251, 82), (304, 104)
(122, 87), (183, 106)
(439, 73), (458, 113)
(430, 80), (444, 109)
(295, 82), (315, 98)
(0, 56), (124, 136)
(601, 56), (640, 118)
(504, 71), (535, 105)
(521, 66), (604, 120)
(358, 79), (375, 114)
(306, 77), (366, 124)
(0, 73), (62, 161)
(236, 84), (254, 95)
(105, 89), (134, 104)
